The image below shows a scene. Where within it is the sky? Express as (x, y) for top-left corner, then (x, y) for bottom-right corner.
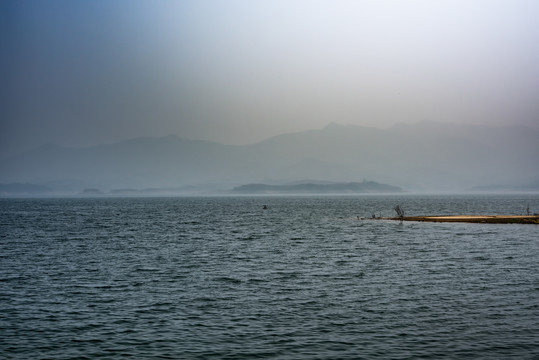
(2, 0), (539, 158)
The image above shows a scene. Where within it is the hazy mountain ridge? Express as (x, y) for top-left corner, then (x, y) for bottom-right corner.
(1, 122), (538, 194)
(232, 181), (402, 194)
(1, 135), (242, 189)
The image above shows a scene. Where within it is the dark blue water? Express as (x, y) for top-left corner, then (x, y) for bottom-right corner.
(1, 195), (538, 359)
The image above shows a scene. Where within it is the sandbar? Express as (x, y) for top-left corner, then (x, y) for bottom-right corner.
(379, 215), (539, 224)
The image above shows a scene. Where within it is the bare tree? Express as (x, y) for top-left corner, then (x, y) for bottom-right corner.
(394, 204), (404, 220)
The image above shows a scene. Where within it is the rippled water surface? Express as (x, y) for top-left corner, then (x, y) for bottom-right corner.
(1, 195), (539, 359)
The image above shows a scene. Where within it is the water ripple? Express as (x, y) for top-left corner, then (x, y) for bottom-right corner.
(1, 195), (539, 359)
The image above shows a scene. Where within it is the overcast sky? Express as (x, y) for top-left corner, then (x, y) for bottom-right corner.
(2, 0), (539, 158)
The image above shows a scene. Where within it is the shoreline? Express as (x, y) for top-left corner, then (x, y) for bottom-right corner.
(373, 215), (539, 224)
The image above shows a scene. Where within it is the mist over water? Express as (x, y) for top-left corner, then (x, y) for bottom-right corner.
(1, 195), (538, 359)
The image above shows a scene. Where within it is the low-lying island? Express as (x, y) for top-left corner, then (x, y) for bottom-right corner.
(377, 215), (539, 224)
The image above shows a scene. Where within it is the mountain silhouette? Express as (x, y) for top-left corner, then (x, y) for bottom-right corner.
(1, 122), (538, 193)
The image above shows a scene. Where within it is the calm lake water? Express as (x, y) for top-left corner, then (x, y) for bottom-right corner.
(1, 195), (538, 359)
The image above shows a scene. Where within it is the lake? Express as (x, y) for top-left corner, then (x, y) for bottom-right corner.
(1, 195), (538, 359)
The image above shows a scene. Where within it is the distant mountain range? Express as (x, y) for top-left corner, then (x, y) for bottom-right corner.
(1, 122), (538, 194)
(232, 181), (402, 194)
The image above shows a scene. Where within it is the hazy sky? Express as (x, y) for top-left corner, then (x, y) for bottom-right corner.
(2, 0), (539, 158)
